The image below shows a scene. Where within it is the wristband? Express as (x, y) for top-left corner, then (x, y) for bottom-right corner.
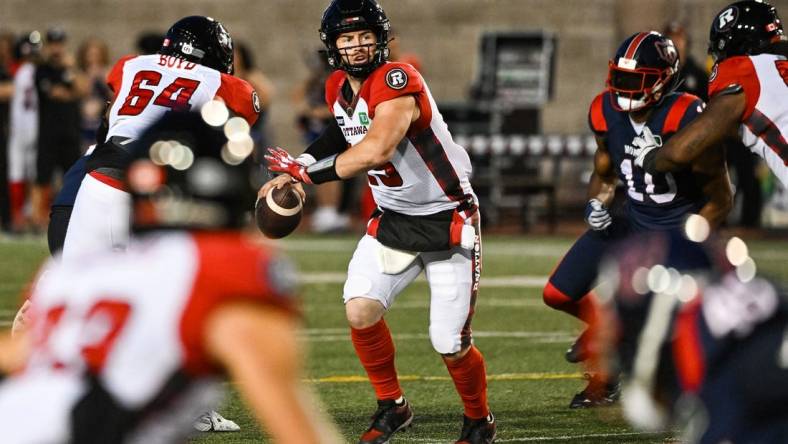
(306, 154), (341, 184)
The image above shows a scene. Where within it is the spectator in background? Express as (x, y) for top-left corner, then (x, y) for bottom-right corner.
(293, 50), (351, 233)
(388, 28), (423, 72)
(664, 21), (763, 227)
(76, 37), (111, 148)
(31, 28), (86, 231)
(7, 31), (42, 233)
(663, 21), (708, 101)
(233, 41), (275, 149)
(0, 32), (15, 233)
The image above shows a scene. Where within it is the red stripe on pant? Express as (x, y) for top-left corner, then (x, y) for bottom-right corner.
(444, 346), (489, 420)
(9, 182), (26, 224)
(350, 319), (402, 400)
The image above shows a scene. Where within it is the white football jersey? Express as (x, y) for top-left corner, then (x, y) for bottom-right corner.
(105, 54), (259, 141)
(9, 62), (38, 141)
(709, 53), (788, 186)
(325, 62), (475, 216)
(0, 232), (296, 443)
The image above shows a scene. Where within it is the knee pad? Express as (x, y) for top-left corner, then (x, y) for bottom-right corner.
(343, 275), (373, 299)
(429, 325), (462, 355)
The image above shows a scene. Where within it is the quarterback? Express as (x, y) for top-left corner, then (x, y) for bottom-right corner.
(261, 1), (495, 442)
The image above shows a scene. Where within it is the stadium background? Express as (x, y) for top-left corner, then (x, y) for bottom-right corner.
(2, 0), (788, 441)
(0, 0), (766, 148)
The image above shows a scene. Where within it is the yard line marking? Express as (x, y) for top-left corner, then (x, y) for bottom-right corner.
(300, 272), (547, 288)
(305, 371), (582, 384)
(404, 431), (668, 442)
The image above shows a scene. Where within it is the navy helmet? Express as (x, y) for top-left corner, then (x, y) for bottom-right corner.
(607, 32), (681, 112)
(127, 111), (256, 232)
(160, 16), (234, 74)
(709, 1), (784, 62)
(319, 0), (391, 77)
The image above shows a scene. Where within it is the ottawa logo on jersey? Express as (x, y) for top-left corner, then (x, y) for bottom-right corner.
(386, 68), (408, 90)
(252, 91), (261, 113)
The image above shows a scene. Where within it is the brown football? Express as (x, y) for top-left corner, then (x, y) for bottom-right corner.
(255, 185), (303, 239)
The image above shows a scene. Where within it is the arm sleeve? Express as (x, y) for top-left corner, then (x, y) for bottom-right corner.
(106, 55), (136, 94)
(216, 74), (261, 126)
(299, 118), (347, 166)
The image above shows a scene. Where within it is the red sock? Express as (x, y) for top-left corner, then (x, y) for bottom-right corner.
(350, 319), (402, 400)
(444, 346), (489, 419)
(9, 182), (25, 224)
(543, 282), (598, 324)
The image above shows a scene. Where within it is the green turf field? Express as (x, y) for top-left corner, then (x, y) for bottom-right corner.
(1, 233), (786, 443)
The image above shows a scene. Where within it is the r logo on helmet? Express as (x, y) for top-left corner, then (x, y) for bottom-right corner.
(385, 68), (408, 90)
(716, 6), (739, 31)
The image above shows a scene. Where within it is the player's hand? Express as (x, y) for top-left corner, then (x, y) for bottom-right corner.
(257, 174), (306, 203)
(264, 147), (313, 184)
(585, 199), (612, 231)
(632, 127), (660, 168)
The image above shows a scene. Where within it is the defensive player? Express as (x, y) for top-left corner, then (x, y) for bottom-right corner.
(635, 1), (787, 187)
(260, 1), (495, 442)
(60, 15), (259, 262)
(543, 32), (732, 408)
(0, 112), (341, 444)
(594, 228), (788, 444)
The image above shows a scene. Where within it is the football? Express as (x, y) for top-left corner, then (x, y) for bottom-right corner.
(255, 185), (303, 239)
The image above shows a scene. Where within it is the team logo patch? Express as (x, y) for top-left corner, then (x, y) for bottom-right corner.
(715, 6), (738, 31)
(709, 64), (719, 82)
(252, 91), (261, 113)
(385, 68), (408, 90)
(359, 112), (370, 125)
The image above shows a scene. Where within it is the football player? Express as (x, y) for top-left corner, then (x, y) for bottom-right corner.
(0, 112), (341, 444)
(593, 228), (788, 444)
(25, 16), (259, 432)
(58, 15), (259, 262)
(543, 31), (732, 408)
(260, 0), (495, 442)
(634, 1), (787, 187)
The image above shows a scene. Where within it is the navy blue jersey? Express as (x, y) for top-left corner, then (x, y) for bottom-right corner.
(589, 91), (708, 231)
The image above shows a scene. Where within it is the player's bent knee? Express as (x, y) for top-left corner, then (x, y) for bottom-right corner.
(345, 297), (384, 329)
(429, 327), (462, 355)
(543, 281), (574, 309)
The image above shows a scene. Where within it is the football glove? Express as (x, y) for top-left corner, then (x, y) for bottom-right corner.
(632, 126), (660, 169)
(585, 199), (612, 231)
(264, 147), (313, 184)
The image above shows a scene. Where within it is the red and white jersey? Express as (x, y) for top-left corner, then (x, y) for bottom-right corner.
(105, 54), (260, 141)
(325, 62), (475, 216)
(9, 62), (38, 140)
(709, 53), (788, 186)
(0, 232), (297, 442)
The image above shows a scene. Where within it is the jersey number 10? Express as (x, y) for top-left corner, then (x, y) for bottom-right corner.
(620, 158), (677, 203)
(118, 70), (201, 116)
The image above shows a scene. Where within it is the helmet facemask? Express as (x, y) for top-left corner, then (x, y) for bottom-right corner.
(607, 60), (676, 112)
(321, 23), (390, 77)
(319, 0), (391, 78)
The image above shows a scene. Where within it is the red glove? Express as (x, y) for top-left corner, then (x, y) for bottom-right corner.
(264, 147), (313, 184)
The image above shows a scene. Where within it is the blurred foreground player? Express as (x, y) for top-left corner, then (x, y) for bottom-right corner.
(593, 225), (788, 444)
(0, 112), (341, 444)
(543, 31), (731, 408)
(59, 15), (259, 261)
(635, 0), (788, 187)
(261, 0), (495, 442)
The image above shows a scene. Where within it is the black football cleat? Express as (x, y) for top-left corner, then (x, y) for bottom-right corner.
(358, 398), (414, 444)
(564, 328), (591, 363)
(456, 412), (496, 444)
(569, 373), (621, 409)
